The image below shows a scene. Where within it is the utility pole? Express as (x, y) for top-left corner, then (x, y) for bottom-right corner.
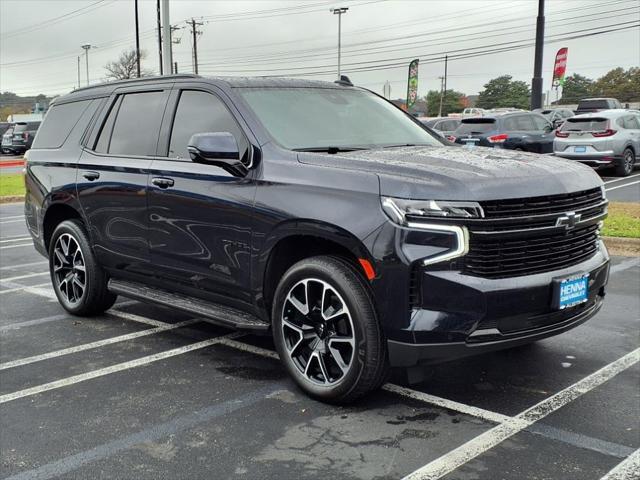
(156, 0), (163, 75)
(187, 18), (203, 74)
(174, 61), (178, 74)
(531, 0), (545, 110)
(161, 0), (172, 75)
(77, 56), (81, 89)
(438, 76), (445, 117)
(81, 44), (91, 86)
(443, 54), (448, 101)
(330, 7), (348, 79)
(134, 0), (141, 77)
(170, 25), (181, 74)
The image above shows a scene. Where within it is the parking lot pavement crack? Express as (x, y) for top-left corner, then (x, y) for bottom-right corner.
(1, 384), (282, 480)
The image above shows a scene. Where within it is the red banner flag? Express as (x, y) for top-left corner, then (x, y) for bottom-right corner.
(552, 47), (568, 87)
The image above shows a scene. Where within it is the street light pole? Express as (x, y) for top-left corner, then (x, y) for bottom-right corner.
(330, 7), (348, 79)
(135, 0), (141, 77)
(531, 0), (545, 110)
(161, 0), (173, 75)
(81, 44), (91, 86)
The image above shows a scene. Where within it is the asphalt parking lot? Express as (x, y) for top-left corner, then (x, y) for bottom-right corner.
(0, 201), (638, 480)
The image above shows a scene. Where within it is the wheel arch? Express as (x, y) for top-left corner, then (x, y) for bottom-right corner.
(42, 203), (83, 252)
(257, 220), (376, 317)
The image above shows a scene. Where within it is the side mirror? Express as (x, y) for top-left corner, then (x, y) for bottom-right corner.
(552, 119), (563, 129)
(187, 132), (248, 177)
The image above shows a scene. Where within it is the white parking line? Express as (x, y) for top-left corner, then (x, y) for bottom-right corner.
(0, 219), (26, 225)
(600, 448), (640, 480)
(382, 384), (511, 425)
(0, 236), (31, 244)
(0, 243), (32, 250)
(0, 318), (202, 371)
(0, 282), (51, 295)
(603, 173), (640, 184)
(0, 332), (241, 404)
(108, 310), (170, 328)
(606, 180), (640, 192)
(402, 347), (640, 480)
(0, 271), (48, 283)
(0, 260), (47, 271)
(215, 336), (512, 425)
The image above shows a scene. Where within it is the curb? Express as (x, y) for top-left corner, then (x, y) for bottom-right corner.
(0, 160), (25, 168)
(0, 195), (24, 204)
(603, 236), (640, 257)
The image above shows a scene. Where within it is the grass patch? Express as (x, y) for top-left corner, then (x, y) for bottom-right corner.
(603, 202), (640, 238)
(0, 174), (25, 197)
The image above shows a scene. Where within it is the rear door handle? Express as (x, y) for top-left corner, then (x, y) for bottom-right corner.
(82, 171), (100, 181)
(151, 177), (175, 189)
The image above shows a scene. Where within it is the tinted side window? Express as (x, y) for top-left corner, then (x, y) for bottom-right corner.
(168, 90), (248, 161)
(108, 91), (168, 156)
(516, 115), (536, 130)
(32, 100), (91, 149)
(502, 117), (519, 131)
(531, 115), (551, 130)
(623, 115), (640, 129)
(94, 96), (122, 153)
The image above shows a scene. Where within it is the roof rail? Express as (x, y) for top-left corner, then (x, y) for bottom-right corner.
(73, 74), (200, 93)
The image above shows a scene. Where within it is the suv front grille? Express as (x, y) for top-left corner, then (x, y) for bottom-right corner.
(462, 188), (606, 278)
(464, 224), (600, 278)
(480, 187), (603, 218)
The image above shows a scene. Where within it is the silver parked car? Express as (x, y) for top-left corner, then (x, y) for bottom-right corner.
(554, 110), (640, 176)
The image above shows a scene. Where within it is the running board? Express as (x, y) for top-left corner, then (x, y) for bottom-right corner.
(108, 279), (269, 332)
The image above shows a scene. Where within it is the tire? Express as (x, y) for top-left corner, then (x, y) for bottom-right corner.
(49, 219), (117, 316)
(272, 255), (388, 404)
(614, 148), (635, 177)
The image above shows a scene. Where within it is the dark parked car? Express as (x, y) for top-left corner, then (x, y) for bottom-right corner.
(450, 112), (555, 153)
(5, 121), (41, 154)
(420, 117), (461, 137)
(25, 75), (609, 403)
(1, 124), (14, 154)
(575, 98), (622, 115)
(534, 108), (575, 129)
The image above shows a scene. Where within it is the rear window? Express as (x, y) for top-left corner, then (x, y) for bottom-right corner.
(578, 100), (610, 109)
(455, 118), (496, 134)
(561, 118), (608, 132)
(440, 120), (460, 130)
(13, 123), (28, 133)
(32, 100), (91, 149)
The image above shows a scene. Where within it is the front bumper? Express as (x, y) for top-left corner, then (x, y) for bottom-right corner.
(386, 246), (609, 367)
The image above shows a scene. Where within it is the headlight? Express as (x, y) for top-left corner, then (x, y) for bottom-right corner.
(381, 197), (483, 225)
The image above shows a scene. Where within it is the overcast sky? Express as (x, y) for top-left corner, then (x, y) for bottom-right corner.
(1, 0), (638, 100)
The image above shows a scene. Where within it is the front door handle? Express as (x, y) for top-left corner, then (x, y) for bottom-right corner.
(151, 177), (175, 189)
(82, 171), (100, 181)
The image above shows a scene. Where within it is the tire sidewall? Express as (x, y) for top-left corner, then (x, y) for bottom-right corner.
(272, 259), (374, 401)
(49, 220), (94, 314)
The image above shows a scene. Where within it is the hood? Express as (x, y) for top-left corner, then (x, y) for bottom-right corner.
(297, 145), (603, 201)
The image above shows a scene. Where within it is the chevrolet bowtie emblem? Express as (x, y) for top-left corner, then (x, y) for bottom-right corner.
(555, 212), (582, 229)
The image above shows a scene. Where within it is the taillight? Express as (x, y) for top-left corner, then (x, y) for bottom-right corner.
(22, 132), (29, 141)
(487, 133), (508, 143)
(592, 129), (617, 137)
(555, 130), (569, 138)
(446, 135), (456, 142)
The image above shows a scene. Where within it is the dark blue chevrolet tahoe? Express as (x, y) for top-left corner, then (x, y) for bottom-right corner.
(24, 75), (610, 403)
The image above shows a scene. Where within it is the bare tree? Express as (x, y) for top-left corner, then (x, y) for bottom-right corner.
(104, 49), (152, 80)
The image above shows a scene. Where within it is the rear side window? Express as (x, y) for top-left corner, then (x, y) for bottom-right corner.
(455, 119), (495, 134)
(531, 115), (551, 130)
(622, 116), (640, 129)
(168, 90), (248, 161)
(32, 100), (91, 149)
(97, 91), (168, 156)
(561, 118), (609, 132)
(578, 100), (609, 110)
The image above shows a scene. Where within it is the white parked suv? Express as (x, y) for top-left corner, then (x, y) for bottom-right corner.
(554, 110), (640, 176)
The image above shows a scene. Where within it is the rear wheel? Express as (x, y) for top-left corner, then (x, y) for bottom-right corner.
(272, 256), (388, 403)
(614, 148), (635, 176)
(49, 219), (117, 316)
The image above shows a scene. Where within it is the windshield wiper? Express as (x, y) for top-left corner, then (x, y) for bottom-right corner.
(292, 146), (369, 154)
(381, 143), (436, 148)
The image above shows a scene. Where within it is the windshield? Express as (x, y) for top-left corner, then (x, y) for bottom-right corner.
(237, 87), (441, 150)
(578, 100), (609, 109)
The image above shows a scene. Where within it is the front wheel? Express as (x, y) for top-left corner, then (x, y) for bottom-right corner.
(614, 148), (635, 177)
(49, 219), (117, 316)
(272, 256), (388, 403)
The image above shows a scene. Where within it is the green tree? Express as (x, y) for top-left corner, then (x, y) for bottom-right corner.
(476, 75), (530, 109)
(560, 74), (593, 103)
(590, 67), (640, 103)
(424, 89), (465, 116)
